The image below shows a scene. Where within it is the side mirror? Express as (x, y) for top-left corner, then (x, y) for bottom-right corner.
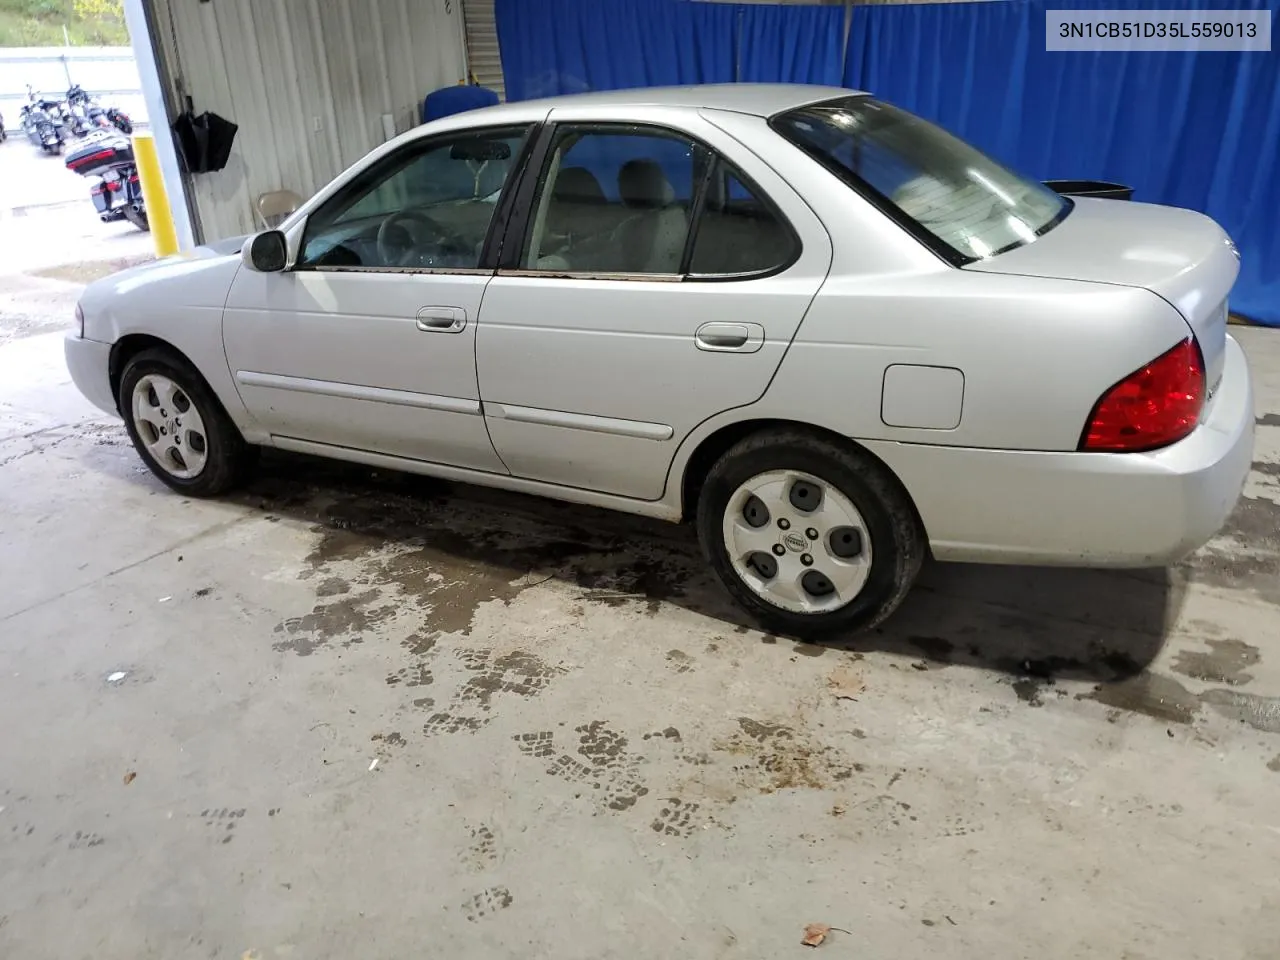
(243, 230), (288, 272)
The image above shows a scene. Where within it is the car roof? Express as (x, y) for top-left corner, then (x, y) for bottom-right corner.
(447, 83), (864, 125)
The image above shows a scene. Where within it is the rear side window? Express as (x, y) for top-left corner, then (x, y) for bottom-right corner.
(772, 96), (1069, 263)
(688, 164), (797, 277)
(520, 123), (798, 280)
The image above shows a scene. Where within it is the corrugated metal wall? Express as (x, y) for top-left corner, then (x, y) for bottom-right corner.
(462, 0), (504, 99)
(151, 0), (467, 242)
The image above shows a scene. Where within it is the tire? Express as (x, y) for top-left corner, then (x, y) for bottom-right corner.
(118, 348), (254, 496)
(124, 205), (149, 232)
(696, 428), (925, 639)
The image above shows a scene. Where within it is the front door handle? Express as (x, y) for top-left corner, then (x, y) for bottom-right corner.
(416, 306), (467, 333)
(695, 321), (764, 353)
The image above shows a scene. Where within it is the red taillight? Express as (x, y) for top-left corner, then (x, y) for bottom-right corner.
(1080, 338), (1205, 452)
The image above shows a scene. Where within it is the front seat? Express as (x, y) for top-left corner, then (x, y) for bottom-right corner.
(614, 159), (687, 274)
(535, 166), (609, 270)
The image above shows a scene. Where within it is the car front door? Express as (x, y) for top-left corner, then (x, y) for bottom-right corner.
(223, 124), (531, 473)
(475, 109), (833, 500)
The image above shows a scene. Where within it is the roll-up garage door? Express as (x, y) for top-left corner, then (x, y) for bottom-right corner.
(462, 0), (505, 99)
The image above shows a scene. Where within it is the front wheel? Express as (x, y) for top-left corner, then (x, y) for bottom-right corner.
(696, 429), (925, 639)
(118, 348), (254, 496)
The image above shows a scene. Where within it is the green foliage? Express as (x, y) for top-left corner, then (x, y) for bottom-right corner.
(0, 0), (129, 46)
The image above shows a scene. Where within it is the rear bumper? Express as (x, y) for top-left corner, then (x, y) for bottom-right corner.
(64, 333), (118, 418)
(866, 334), (1255, 567)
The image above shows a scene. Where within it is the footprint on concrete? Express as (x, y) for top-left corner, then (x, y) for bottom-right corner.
(67, 830), (105, 850)
(513, 723), (650, 812)
(461, 823), (498, 869)
(665, 650), (695, 674)
(423, 712), (484, 736)
(651, 798), (700, 838)
(462, 886), (513, 922)
(513, 731), (556, 759)
(385, 665), (433, 687)
(202, 808), (247, 844)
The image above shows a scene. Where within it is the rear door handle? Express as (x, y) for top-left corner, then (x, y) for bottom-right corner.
(695, 321), (764, 353)
(416, 306), (467, 333)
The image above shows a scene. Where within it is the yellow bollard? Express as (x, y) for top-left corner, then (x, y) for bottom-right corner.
(131, 130), (179, 258)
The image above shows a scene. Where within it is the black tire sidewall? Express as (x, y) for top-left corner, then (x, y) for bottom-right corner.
(697, 435), (922, 638)
(118, 351), (243, 496)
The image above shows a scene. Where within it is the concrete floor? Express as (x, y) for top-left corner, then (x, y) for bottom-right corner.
(2, 200), (1279, 959)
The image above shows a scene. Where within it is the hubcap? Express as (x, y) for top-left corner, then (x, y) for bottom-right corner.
(722, 469), (872, 615)
(131, 375), (208, 479)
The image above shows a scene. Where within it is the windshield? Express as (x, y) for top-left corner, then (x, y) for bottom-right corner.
(772, 96), (1069, 262)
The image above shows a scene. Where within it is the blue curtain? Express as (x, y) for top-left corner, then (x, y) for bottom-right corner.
(495, 0), (846, 100)
(845, 0), (1280, 326)
(738, 4), (845, 86)
(494, 0), (738, 102)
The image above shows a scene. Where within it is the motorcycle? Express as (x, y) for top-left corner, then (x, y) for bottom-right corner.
(106, 106), (133, 134)
(20, 89), (68, 154)
(65, 129), (148, 232)
(66, 84), (132, 135)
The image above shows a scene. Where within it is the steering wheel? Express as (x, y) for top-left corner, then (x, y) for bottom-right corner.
(375, 209), (468, 267)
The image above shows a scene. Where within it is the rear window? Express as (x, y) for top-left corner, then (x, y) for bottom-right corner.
(772, 96), (1069, 263)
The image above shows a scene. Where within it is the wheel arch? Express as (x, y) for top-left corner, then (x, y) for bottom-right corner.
(109, 335), (244, 441)
(676, 417), (929, 542)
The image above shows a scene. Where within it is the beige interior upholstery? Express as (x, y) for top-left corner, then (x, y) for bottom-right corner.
(257, 189), (304, 229)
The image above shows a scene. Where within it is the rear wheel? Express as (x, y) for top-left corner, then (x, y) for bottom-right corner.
(124, 205), (149, 232)
(696, 428), (925, 638)
(118, 348), (253, 496)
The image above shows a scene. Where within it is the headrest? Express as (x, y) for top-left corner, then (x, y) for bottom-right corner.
(553, 166), (607, 204)
(618, 159), (675, 209)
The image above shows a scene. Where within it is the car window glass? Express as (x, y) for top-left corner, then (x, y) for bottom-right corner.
(774, 98), (1068, 261)
(522, 128), (707, 274)
(298, 126), (528, 271)
(688, 164), (796, 276)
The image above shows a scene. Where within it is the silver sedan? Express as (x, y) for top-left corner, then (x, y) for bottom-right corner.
(65, 84), (1254, 637)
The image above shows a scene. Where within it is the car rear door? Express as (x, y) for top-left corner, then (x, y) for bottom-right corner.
(475, 106), (833, 501)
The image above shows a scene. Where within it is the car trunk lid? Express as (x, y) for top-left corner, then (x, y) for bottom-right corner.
(964, 197), (1238, 392)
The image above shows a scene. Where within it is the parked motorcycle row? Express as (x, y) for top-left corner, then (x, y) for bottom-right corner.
(10, 84), (133, 155)
(1, 85), (147, 232)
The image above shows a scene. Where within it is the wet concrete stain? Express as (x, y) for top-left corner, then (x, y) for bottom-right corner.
(316, 577), (350, 598)
(720, 717), (857, 793)
(1184, 495), (1280, 606)
(1081, 669), (1280, 734)
(1257, 413), (1280, 428)
(1171, 638), (1260, 686)
(1002, 650), (1143, 707)
(1267, 755), (1280, 772)
(909, 636), (954, 663)
(272, 588), (396, 656)
(1252, 460), (1280, 478)
(252, 460), (718, 662)
(1200, 689), (1280, 734)
(1012, 679), (1046, 707)
(1081, 673), (1203, 725)
(665, 649), (695, 674)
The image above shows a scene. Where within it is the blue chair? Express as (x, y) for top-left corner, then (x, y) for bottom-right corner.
(421, 84), (500, 125)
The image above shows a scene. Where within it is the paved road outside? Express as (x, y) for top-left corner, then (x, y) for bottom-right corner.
(0, 135), (153, 344)
(1, 201), (1278, 959)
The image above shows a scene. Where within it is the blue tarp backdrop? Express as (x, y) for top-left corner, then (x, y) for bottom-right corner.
(846, 0), (1279, 326)
(495, 0), (1278, 326)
